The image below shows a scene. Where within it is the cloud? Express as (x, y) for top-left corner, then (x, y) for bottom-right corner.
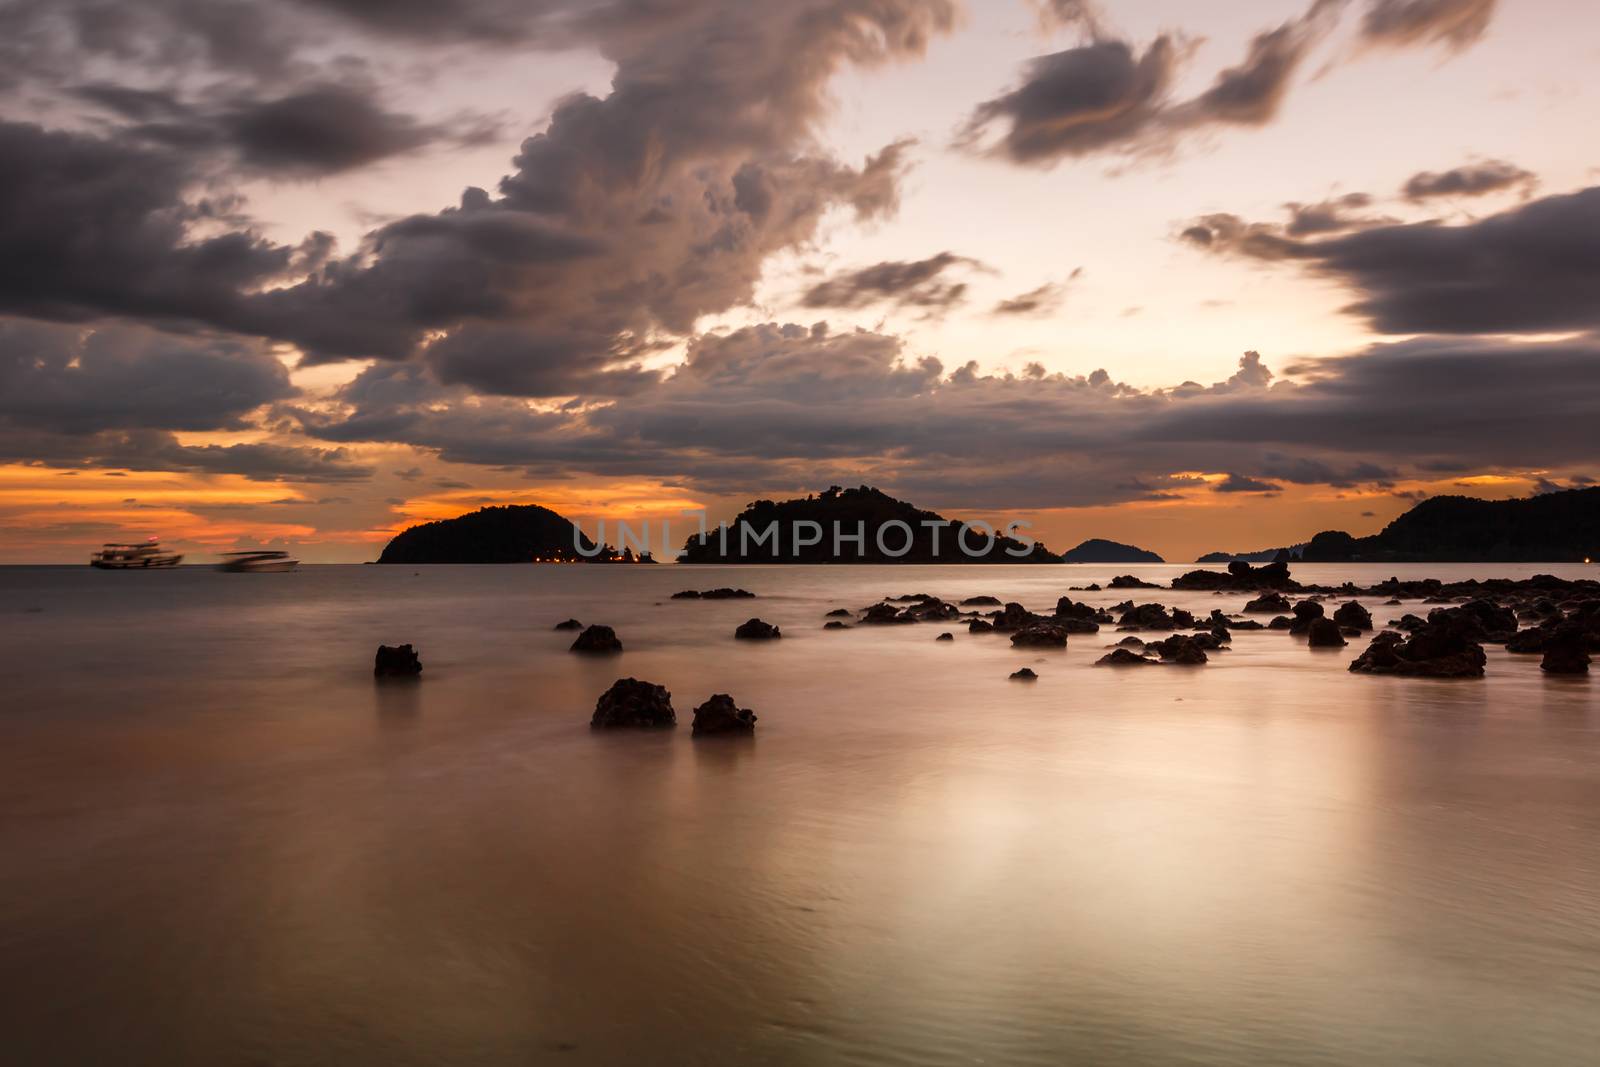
(1213, 473), (1284, 493)
(801, 252), (980, 312)
(1402, 159), (1537, 201)
(992, 279), (1072, 317)
(1283, 193), (1392, 236)
(1183, 184), (1600, 335)
(1361, 0), (1498, 50)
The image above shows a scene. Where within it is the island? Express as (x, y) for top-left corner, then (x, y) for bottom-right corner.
(376, 504), (652, 564)
(1059, 538), (1164, 564)
(680, 486), (1062, 563)
(1300, 487), (1600, 563)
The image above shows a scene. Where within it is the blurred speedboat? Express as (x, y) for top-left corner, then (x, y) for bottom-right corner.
(217, 550), (299, 573)
(90, 539), (182, 569)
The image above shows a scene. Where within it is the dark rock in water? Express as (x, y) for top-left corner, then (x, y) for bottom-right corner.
(993, 602), (1047, 633)
(1228, 618), (1267, 630)
(1243, 592), (1291, 614)
(1097, 647), (1155, 666)
(1172, 560), (1299, 592)
(1109, 574), (1162, 589)
(1009, 667), (1038, 681)
(1349, 622), (1486, 678)
(1506, 621), (1557, 653)
(824, 621), (851, 630)
(825, 608), (853, 617)
(735, 618), (781, 640)
(1307, 618), (1348, 647)
(1055, 596), (1100, 621)
(1540, 626), (1591, 674)
(1116, 635), (1146, 648)
(1147, 635), (1208, 664)
(553, 618), (583, 631)
(571, 625), (623, 654)
(1118, 603), (1175, 631)
(1427, 599), (1519, 643)
(1332, 601), (1373, 631)
(691, 693), (757, 736)
(1268, 616), (1292, 630)
(671, 590), (702, 599)
(1011, 623), (1070, 648)
(936, 632), (955, 641)
(900, 598), (961, 622)
(888, 592), (937, 602)
(703, 588), (756, 600)
(968, 618), (995, 634)
(1289, 599), (1325, 635)
(374, 644), (422, 677)
(592, 678), (675, 728)
(961, 595), (1002, 606)
(862, 602), (916, 625)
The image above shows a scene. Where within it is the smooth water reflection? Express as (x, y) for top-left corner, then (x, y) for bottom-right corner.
(2, 563), (1598, 1065)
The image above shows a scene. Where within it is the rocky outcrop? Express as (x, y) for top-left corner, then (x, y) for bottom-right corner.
(1243, 592), (1291, 614)
(553, 618), (583, 631)
(862, 602), (916, 625)
(1011, 623), (1070, 648)
(673, 588), (756, 600)
(571, 624), (623, 653)
(1331, 601), (1373, 631)
(1306, 618), (1348, 647)
(968, 618), (995, 634)
(374, 644), (422, 677)
(961, 595), (1002, 606)
(1171, 560), (1300, 592)
(1288, 600), (1324, 635)
(936, 632), (954, 641)
(1108, 574), (1162, 589)
(824, 620), (851, 630)
(992, 602), (1048, 633)
(592, 678), (675, 728)
(734, 618), (781, 640)
(1146, 634), (1208, 664)
(1009, 667), (1038, 681)
(825, 608), (853, 617)
(691, 694), (757, 736)
(1540, 625), (1592, 674)
(1096, 648), (1155, 666)
(1349, 624), (1487, 678)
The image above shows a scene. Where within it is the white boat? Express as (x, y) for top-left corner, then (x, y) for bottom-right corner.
(217, 550), (299, 573)
(90, 539), (183, 569)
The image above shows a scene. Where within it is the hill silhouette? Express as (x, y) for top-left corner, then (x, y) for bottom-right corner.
(1060, 538), (1163, 563)
(1300, 488), (1600, 562)
(377, 504), (645, 564)
(680, 486), (1061, 563)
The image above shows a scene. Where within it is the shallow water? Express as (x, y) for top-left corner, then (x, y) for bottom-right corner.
(2, 563), (1598, 1066)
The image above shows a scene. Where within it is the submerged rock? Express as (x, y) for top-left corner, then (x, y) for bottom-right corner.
(1348, 623), (1486, 678)
(825, 608), (853, 617)
(592, 678), (675, 728)
(1009, 667), (1038, 681)
(961, 595), (1002, 606)
(1108, 574), (1161, 589)
(1332, 601), (1373, 631)
(1540, 626), (1592, 674)
(968, 618), (995, 634)
(936, 632), (955, 642)
(861, 602), (916, 625)
(374, 644), (422, 677)
(1288, 600), (1325, 635)
(691, 693), (757, 736)
(553, 618), (583, 631)
(1243, 592), (1292, 614)
(1096, 647), (1155, 666)
(1172, 560), (1299, 592)
(734, 618), (781, 640)
(1118, 603), (1176, 631)
(571, 624), (623, 654)
(1011, 623), (1070, 648)
(1147, 634), (1208, 664)
(823, 620), (851, 630)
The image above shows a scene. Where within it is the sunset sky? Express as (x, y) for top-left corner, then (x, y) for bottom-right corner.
(1, 0), (1596, 562)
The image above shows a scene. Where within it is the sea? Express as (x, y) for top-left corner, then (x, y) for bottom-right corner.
(2, 562), (1598, 1066)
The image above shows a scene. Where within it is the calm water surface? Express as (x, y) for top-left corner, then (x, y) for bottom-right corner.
(2, 563), (1598, 1066)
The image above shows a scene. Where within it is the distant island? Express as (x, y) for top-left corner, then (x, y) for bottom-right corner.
(376, 505), (652, 564)
(680, 486), (1062, 563)
(1299, 488), (1600, 562)
(1196, 544), (1304, 564)
(1059, 538), (1164, 564)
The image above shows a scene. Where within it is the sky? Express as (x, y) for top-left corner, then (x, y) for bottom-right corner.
(1, 0), (1597, 563)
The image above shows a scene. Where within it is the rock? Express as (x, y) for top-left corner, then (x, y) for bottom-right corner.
(825, 608), (853, 617)
(900, 598), (961, 622)
(670, 590), (702, 599)
(1540, 626), (1591, 674)
(1096, 647), (1155, 666)
(553, 618), (583, 631)
(824, 620), (851, 630)
(734, 618), (781, 640)
(1109, 574), (1162, 589)
(1228, 618), (1267, 630)
(1011, 623), (1069, 648)
(571, 625), (623, 653)
(1115, 635), (1146, 648)
(374, 644), (422, 677)
(936, 632), (955, 641)
(1118, 603), (1175, 630)
(1243, 592), (1291, 614)
(691, 693), (757, 736)
(1171, 560), (1299, 592)
(702, 588), (756, 600)
(1349, 622), (1487, 678)
(1332, 601), (1373, 631)
(968, 618), (995, 634)
(591, 678), (675, 728)
(1306, 618), (1348, 647)
(1427, 599), (1519, 643)
(993, 602), (1047, 632)
(1287, 599), (1325, 635)
(862, 602), (915, 625)
(961, 595), (1002, 606)
(1268, 616), (1292, 630)
(1054, 596), (1100, 621)
(1009, 667), (1038, 681)
(1147, 634), (1207, 664)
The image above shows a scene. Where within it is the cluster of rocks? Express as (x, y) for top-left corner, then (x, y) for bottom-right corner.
(1171, 560), (1300, 593)
(671, 588), (756, 600)
(589, 679), (759, 735)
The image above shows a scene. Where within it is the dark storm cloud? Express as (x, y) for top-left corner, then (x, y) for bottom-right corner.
(1213, 473), (1283, 493)
(291, 324), (1600, 509)
(1183, 185), (1600, 335)
(801, 253), (980, 312)
(0, 121), (291, 326)
(961, 0), (1341, 165)
(0, 319), (293, 434)
(423, 323), (661, 397)
(1361, 0), (1498, 50)
(1402, 159), (1536, 201)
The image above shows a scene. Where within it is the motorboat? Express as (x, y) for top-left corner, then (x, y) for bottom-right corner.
(90, 539), (183, 569)
(217, 550), (300, 573)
